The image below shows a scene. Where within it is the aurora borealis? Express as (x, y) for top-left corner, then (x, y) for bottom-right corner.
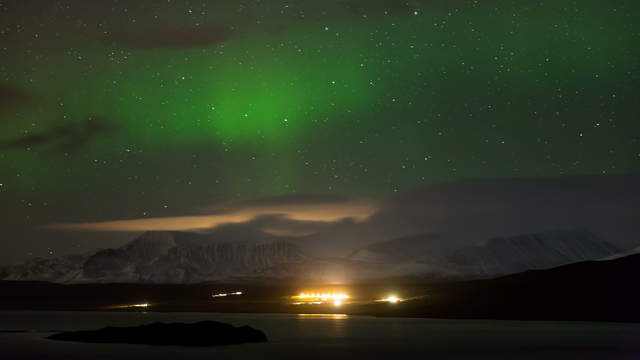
(0, 0), (639, 262)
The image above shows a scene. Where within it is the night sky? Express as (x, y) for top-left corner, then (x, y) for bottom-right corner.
(0, 0), (639, 263)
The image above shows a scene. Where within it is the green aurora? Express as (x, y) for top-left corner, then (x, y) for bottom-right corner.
(0, 1), (638, 257)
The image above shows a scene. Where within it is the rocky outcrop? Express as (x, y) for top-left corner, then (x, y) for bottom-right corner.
(48, 321), (267, 346)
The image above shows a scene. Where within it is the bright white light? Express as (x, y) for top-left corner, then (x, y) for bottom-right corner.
(385, 296), (399, 303)
(376, 295), (402, 303)
(333, 300), (343, 307)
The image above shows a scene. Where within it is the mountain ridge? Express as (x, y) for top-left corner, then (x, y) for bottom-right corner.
(1, 227), (627, 284)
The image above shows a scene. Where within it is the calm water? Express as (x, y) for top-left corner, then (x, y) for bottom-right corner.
(1, 311), (639, 360)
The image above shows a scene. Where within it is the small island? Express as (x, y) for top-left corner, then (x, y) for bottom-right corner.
(47, 321), (267, 346)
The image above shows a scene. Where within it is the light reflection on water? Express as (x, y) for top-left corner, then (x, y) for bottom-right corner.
(296, 314), (349, 319)
(295, 313), (349, 338)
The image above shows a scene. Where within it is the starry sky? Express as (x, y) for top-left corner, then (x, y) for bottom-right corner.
(0, 0), (639, 263)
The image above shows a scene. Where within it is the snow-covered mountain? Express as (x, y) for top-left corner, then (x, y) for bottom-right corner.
(449, 229), (620, 276)
(0, 253), (89, 283)
(1, 227), (308, 283)
(349, 229), (621, 278)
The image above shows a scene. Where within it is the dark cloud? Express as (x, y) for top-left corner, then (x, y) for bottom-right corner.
(103, 24), (232, 49)
(363, 174), (640, 251)
(282, 175), (640, 257)
(0, 115), (116, 153)
(242, 214), (356, 237)
(0, 83), (32, 118)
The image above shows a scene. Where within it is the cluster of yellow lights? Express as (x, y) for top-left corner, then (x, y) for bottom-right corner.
(291, 293), (349, 306)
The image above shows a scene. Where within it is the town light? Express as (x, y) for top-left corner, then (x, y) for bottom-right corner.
(291, 292), (350, 305)
(377, 295), (402, 303)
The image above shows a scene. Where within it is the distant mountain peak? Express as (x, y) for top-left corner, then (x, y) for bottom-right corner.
(450, 229), (619, 276)
(348, 228), (621, 279)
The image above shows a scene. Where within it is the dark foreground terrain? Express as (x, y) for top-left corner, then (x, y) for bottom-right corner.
(385, 253), (640, 322)
(1, 254), (639, 322)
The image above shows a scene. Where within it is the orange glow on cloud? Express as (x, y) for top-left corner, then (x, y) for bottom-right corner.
(48, 197), (378, 232)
